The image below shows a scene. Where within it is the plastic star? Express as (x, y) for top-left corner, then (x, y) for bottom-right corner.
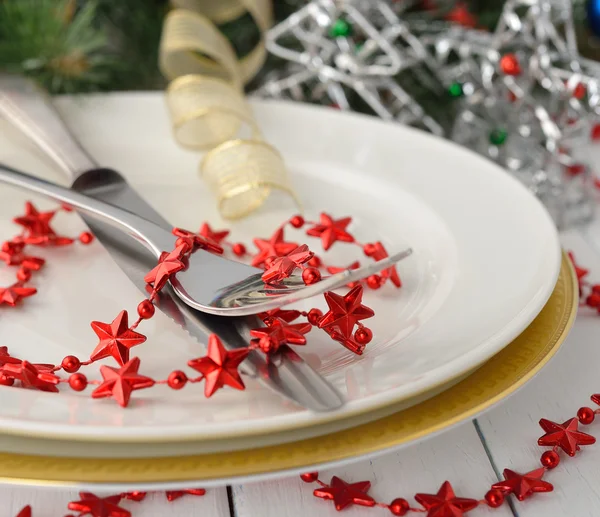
(90, 310), (146, 365)
(492, 468), (553, 501)
(198, 223), (229, 244)
(0, 347), (20, 368)
(144, 244), (186, 291)
(250, 317), (312, 352)
(538, 417), (596, 456)
(0, 249), (45, 269)
(306, 213), (354, 250)
(0, 283), (37, 306)
(172, 227), (224, 254)
(262, 245), (313, 283)
(15, 506), (31, 517)
(68, 492), (130, 517)
(318, 285), (374, 339)
(367, 241), (402, 287)
(1, 361), (59, 392)
(313, 476), (375, 511)
(165, 488), (206, 501)
(415, 481), (479, 517)
(188, 334), (249, 397)
(13, 202), (56, 241)
(251, 228), (298, 267)
(92, 357), (155, 407)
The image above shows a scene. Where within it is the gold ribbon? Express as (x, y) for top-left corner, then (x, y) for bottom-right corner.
(159, 0), (297, 220)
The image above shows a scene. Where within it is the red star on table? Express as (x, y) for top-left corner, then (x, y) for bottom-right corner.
(144, 244), (186, 291)
(262, 245), (313, 283)
(188, 334), (249, 397)
(306, 213), (354, 251)
(198, 223), (229, 244)
(68, 492), (130, 517)
(415, 481), (479, 517)
(365, 241), (402, 287)
(0, 346), (21, 367)
(92, 357), (155, 407)
(251, 228), (298, 267)
(318, 285), (374, 339)
(0, 283), (37, 306)
(313, 476), (375, 511)
(250, 317), (312, 352)
(13, 202), (56, 242)
(15, 506), (31, 517)
(172, 227), (223, 254)
(1, 360), (59, 392)
(492, 467), (553, 501)
(0, 248), (45, 269)
(90, 310), (146, 365)
(538, 417), (596, 456)
(165, 488), (206, 501)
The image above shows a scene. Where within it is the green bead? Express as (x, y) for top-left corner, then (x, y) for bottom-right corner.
(448, 82), (463, 98)
(354, 42), (364, 53)
(329, 18), (352, 38)
(489, 128), (508, 146)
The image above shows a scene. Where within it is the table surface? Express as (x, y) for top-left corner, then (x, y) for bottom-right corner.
(4, 227), (600, 517)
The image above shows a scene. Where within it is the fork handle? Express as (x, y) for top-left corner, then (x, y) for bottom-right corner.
(0, 75), (97, 179)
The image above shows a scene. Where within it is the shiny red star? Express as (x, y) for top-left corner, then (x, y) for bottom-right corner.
(538, 417), (596, 456)
(144, 244), (186, 291)
(318, 285), (374, 339)
(415, 481), (479, 517)
(172, 227), (223, 254)
(90, 310), (146, 365)
(15, 506), (31, 517)
(250, 317), (312, 352)
(13, 202), (56, 241)
(92, 357), (155, 407)
(306, 213), (354, 250)
(165, 488), (206, 501)
(492, 468), (553, 501)
(0, 283), (37, 306)
(0, 248), (45, 269)
(198, 223), (229, 244)
(188, 334), (249, 397)
(68, 492), (130, 517)
(1, 360), (59, 392)
(251, 228), (298, 267)
(262, 245), (313, 283)
(365, 241), (402, 287)
(0, 346), (20, 367)
(313, 476), (375, 511)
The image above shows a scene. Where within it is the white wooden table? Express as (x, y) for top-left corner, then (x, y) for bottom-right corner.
(4, 227), (600, 517)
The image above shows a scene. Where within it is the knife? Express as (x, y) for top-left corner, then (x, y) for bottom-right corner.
(0, 75), (344, 411)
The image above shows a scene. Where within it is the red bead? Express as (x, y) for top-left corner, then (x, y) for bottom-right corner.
(167, 370), (188, 390)
(389, 498), (410, 515)
(366, 274), (383, 289)
(354, 326), (373, 345)
(69, 373), (88, 391)
(123, 491), (147, 501)
(0, 374), (14, 386)
(500, 53), (520, 75)
(79, 231), (94, 245)
(574, 83), (586, 99)
(540, 450), (560, 469)
(308, 256), (321, 268)
(175, 237), (193, 253)
(137, 299), (155, 320)
(485, 489), (504, 508)
(302, 267), (321, 285)
(586, 293), (600, 307)
(61, 355), (81, 373)
(578, 406), (595, 425)
(300, 472), (319, 482)
(363, 243), (377, 257)
(290, 215), (305, 228)
(307, 308), (323, 325)
(16, 267), (31, 282)
(592, 285), (600, 295)
(232, 243), (246, 256)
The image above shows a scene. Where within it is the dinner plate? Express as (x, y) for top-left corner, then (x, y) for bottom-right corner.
(0, 254), (576, 489)
(0, 93), (560, 441)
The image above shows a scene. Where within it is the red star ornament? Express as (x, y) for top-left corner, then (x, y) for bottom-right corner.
(306, 213), (354, 250)
(92, 357), (155, 407)
(1, 361), (59, 392)
(165, 488), (206, 501)
(415, 481), (479, 517)
(188, 334), (249, 397)
(90, 310), (146, 365)
(492, 468), (553, 501)
(262, 245), (313, 283)
(198, 223), (229, 244)
(318, 285), (374, 339)
(0, 249), (45, 269)
(13, 202), (56, 241)
(15, 506), (31, 517)
(68, 492), (130, 517)
(258, 308), (301, 323)
(251, 228), (298, 267)
(0, 283), (37, 306)
(538, 417), (595, 456)
(366, 241), (402, 287)
(172, 227), (224, 254)
(144, 244), (186, 291)
(250, 317), (312, 352)
(313, 476), (375, 511)
(0, 346), (21, 367)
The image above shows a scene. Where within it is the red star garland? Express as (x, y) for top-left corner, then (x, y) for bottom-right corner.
(414, 481), (479, 517)
(318, 285), (375, 339)
(251, 227), (298, 267)
(538, 417), (596, 456)
(13, 202), (56, 242)
(165, 488), (207, 501)
(261, 244), (313, 283)
(492, 468), (553, 501)
(198, 222), (229, 244)
(250, 317), (312, 352)
(67, 492), (130, 517)
(0, 346), (21, 367)
(90, 310), (147, 365)
(144, 244), (186, 291)
(172, 227), (224, 254)
(0, 283), (37, 306)
(306, 212), (354, 250)
(92, 357), (155, 407)
(313, 476), (375, 511)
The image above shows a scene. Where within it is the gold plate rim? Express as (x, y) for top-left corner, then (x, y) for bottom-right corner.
(0, 253), (577, 486)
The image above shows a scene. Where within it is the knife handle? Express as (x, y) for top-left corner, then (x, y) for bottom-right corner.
(0, 74), (97, 178)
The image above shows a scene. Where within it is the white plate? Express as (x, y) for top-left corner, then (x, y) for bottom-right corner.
(0, 94), (560, 442)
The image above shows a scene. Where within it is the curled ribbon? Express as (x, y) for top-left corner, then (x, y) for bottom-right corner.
(159, 0), (298, 220)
